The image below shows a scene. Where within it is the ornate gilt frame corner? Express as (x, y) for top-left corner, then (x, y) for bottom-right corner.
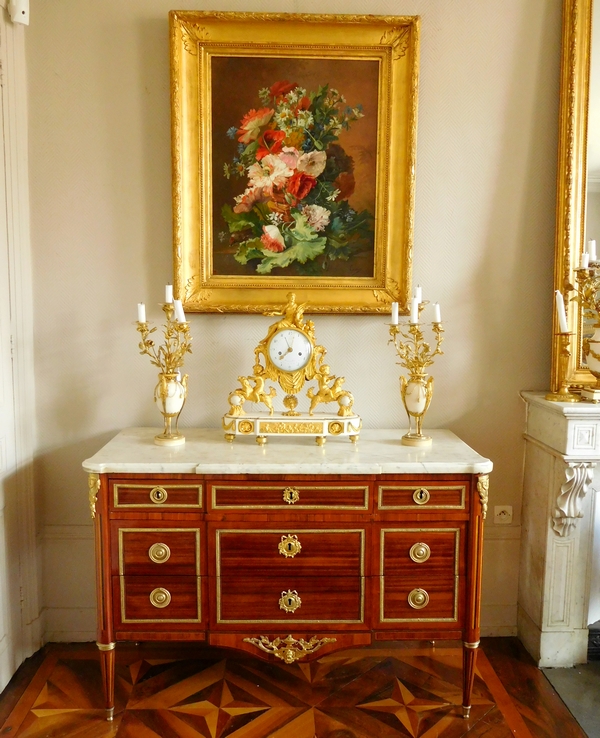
(552, 0), (594, 391)
(170, 11), (419, 314)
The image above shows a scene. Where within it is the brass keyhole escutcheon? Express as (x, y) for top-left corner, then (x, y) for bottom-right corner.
(279, 589), (302, 613)
(149, 587), (171, 609)
(409, 542), (431, 563)
(413, 487), (430, 505)
(407, 588), (429, 609)
(150, 486), (168, 504)
(148, 543), (171, 564)
(283, 487), (300, 505)
(278, 535), (302, 558)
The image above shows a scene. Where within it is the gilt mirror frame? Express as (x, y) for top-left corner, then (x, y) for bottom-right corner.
(552, 0), (594, 390)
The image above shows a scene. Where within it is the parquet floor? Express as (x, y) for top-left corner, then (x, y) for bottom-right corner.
(0, 639), (586, 738)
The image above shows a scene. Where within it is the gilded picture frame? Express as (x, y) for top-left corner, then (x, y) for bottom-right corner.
(170, 11), (419, 313)
(551, 0), (593, 390)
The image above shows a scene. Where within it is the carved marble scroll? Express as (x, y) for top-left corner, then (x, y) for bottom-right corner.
(553, 462), (595, 536)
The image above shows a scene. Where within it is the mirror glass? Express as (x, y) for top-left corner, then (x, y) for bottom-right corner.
(587, 4), (600, 256)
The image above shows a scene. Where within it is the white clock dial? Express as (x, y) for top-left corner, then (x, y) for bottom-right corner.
(268, 329), (312, 372)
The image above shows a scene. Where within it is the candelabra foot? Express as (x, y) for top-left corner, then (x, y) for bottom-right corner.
(401, 433), (432, 447)
(545, 389), (579, 402)
(154, 433), (185, 446)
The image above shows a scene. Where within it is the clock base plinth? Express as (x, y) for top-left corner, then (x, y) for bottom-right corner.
(222, 412), (361, 443)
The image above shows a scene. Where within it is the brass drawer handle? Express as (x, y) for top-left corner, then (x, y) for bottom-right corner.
(149, 587), (171, 608)
(278, 535), (302, 558)
(413, 487), (430, 505)
(148, 543), (171, 564)
(279, 590), (302, 613)
(409, 542), (431, 563)
(149, 486), (168, 504)
(283, 487), (300, 504)
(408, 588), (429, 609)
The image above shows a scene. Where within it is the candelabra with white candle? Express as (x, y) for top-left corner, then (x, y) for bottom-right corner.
(546, 290), (578, 402)
(136, 286), (193, 445)
(388, 292), (444, 446)
(567, 239), (600, 401)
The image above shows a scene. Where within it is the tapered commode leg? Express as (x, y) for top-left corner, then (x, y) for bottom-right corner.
(97, 642), (116, 721)
(462, 640), (479, 718)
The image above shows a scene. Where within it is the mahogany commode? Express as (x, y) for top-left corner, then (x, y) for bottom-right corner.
(84, 428), (492, 720)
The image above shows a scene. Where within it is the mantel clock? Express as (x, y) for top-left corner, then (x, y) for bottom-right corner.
(223, 293), (361, 445)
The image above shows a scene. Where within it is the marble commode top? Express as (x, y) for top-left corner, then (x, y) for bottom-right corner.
(83, 428), (493, 476)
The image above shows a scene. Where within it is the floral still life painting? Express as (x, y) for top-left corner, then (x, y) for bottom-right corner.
(220, 80), (374, 276)
(170, 11), (419, 313)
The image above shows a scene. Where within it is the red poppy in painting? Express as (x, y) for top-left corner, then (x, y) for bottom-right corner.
(269, 80), (298, 98)
(237, 107), (274, 144)
(256, 129), (286, 161)
(287, 171), (317, 201)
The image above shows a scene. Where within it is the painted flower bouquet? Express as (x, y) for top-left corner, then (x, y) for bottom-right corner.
(221, 80), (375, 275)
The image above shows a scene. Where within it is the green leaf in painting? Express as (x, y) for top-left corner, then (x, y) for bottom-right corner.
(222, 204), (256, 234)
(290, 212), (320, 242)
(256, 238), (327, 274)
(233, 238), (264, 265)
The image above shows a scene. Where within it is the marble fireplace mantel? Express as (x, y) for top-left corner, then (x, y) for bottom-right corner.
(519, 391), (599, 667)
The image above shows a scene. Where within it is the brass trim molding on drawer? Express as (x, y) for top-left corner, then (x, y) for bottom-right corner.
(215, 529), (366, 578)
(377, 484), (466, 510)
(210, 484), (369, 510)
(379, 527), (460, 623)
(118, 528), (201, 576)
(119, 576), (202, 624)
(113, 483), (203, 509)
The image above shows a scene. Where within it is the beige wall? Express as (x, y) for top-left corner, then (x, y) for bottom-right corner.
(27, 0), (560, 639)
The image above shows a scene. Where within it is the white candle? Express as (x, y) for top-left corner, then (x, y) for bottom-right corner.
(391, 302), (399, 325)
(173, 298), (186, 323)
(580, 252), (590, 269)
(555, 290), (568, 333)
(410, 297), (419, 324)
(137, 302), (146, 323)
(588, 240), (597, 261)
(414, 284), (422, 304)
(433, 302), (441, 323)
(165, 284), (173, 303)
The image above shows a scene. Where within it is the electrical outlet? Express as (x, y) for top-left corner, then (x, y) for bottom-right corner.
(494, 505), (513, 524)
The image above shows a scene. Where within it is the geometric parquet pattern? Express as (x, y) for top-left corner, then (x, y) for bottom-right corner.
(0, 643), (537, 737)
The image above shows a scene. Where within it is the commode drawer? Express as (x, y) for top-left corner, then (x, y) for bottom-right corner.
(214, 527), (365, 577)
(110, 478), (203, 509)
(377, 480), (467, 510)
(215, 574), (365, 626)
(114, 526), (202, 576)
(377, 527), (463, 625)
(115, 576), (202, 624)
(209, 481), (370, 511)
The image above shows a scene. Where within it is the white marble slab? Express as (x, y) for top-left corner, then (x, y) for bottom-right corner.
(521, 390), (600, 458)
(82, 427), (492, 475)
